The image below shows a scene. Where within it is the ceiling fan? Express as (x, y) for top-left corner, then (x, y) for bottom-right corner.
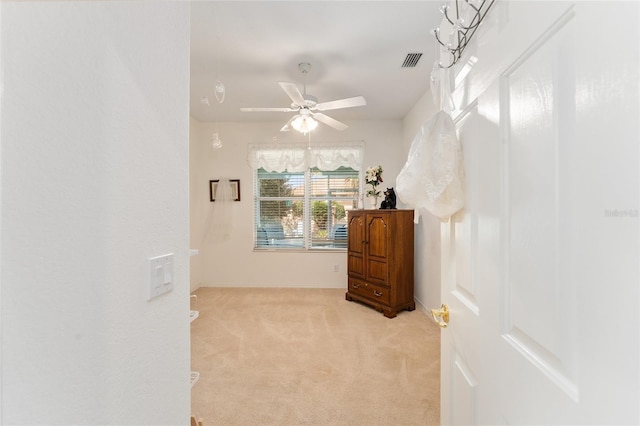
(240, 62), (367, 133)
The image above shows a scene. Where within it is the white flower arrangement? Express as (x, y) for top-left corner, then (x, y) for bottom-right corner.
(364, 165), (383, 197)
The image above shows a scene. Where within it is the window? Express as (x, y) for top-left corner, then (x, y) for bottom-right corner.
(248, 142), (363, 251)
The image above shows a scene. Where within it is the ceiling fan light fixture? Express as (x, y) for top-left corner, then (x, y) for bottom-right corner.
(291, 115), (318, 134)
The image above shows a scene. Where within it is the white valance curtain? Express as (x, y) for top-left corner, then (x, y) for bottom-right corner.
(247, 142), (364, 172)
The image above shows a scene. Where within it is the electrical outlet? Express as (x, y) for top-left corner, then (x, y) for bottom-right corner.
(333, 264), (339, 272)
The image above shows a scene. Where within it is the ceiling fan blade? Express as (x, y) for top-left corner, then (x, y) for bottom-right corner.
(278, 82), (305, 106)
(313, 112), (348, 131)
(241, 107), (295, 112)
(315, 96), (366, 111)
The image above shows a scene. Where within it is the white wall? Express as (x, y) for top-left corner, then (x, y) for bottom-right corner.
(189, 119), (406, 289)
(402, 90), (442, 311)
(189, 117), (207, 291)
(1, 2), (191, 424)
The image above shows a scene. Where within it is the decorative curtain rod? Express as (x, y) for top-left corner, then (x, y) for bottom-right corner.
(433, 0), (496, 68)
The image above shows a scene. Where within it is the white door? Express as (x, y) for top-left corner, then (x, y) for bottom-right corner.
(438, 1), (639, 424)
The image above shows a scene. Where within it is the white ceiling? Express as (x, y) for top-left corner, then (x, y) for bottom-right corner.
(190, 1), (444, 130)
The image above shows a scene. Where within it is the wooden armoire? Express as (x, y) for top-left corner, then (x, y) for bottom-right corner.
(345, 209), (415, 318)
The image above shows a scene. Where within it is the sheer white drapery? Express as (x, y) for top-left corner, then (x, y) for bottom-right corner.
(396, 110), (465, 223)
(429, 60), (456, 111)
(247, 142), (364, 172)
(209, 178), (233, 241)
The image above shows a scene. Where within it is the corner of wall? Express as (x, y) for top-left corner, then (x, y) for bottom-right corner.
(402, 88), (442, 311)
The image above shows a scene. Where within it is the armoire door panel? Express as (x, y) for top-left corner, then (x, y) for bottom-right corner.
(366, 259), (388, 285)
(348, 254), (364, 278)
(366, 215), (388, 258)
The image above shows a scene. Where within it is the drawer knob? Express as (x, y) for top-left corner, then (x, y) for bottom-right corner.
(374, 290), (382, 297)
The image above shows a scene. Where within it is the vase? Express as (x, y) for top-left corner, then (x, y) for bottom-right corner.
(369, 195), (379, 209)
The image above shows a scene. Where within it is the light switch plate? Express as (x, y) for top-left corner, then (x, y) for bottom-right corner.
(147, 253), (174, 300)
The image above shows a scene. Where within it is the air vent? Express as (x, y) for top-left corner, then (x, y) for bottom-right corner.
(402, 53), (423, 68)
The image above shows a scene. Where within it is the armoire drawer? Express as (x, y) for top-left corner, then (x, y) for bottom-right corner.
(348, 278), (390, 305)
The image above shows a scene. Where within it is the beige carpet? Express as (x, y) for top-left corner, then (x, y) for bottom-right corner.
(190, 287), (440, 426)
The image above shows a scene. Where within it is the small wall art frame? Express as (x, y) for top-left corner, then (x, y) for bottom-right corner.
(209, 179), (240, 202)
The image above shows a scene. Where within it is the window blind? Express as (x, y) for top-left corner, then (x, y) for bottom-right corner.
(250, 143), (363, 250)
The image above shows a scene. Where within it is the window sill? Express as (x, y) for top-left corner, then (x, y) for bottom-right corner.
(253, 247), (347, 253)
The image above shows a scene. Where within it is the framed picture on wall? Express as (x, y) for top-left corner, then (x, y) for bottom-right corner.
(209, 179), (240, 202)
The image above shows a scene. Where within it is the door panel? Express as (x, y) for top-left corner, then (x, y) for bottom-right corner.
(440, 1), (639, 424)
(366, 214), (389, 285)
(501, 6), (578, 400)
(442, 102), (499, 426)
(451, 353), (478, 426)
(366, 214), (388, 259)
(347, 214), (364, 255)
(452, 108), (480, 315)
(347, 255), (364, 279)
(347, 214), (365, 278)
(367, 260), (388, 284)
